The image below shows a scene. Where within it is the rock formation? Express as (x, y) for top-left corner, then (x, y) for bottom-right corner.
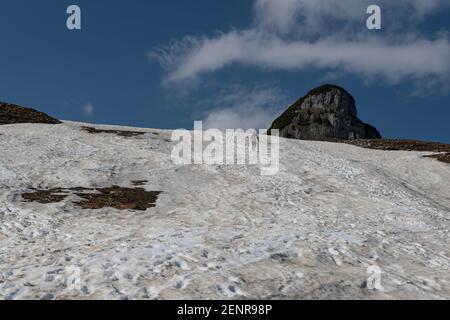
(0, 102), (61, 125)
(269, 84), (381, 141)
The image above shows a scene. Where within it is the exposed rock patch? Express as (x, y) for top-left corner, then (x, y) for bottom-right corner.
(269, 85), (381, 141)
(22, 186), (162, 211)
(0, 102), (61, 125)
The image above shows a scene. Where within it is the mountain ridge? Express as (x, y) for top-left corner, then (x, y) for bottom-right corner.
(0, 102), (61, 125)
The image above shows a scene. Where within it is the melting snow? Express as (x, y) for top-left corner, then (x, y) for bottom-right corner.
(0, 121), (449, 300)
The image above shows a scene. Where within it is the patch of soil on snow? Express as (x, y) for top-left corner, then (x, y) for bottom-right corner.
(0, 102), (61, 125)
(22, 186), (161, 211)
(343, 139), (450, 152)
(74, 186), (161, 210)
(424, 153), (450, 164)
(81, 126), (146, 138)
(22, 188), (68, 204)
(342, 139), (450, 164)
(131, 180), (148, 186)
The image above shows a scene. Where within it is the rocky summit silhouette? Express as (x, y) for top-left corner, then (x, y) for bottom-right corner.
(0, 102), (61, 125)
(269, 85), (381, 141)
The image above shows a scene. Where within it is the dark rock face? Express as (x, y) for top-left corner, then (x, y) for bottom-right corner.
(269, 85), (381, 141)
(0, 102), (61, 125)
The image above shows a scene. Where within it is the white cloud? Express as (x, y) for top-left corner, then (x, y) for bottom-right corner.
(202, 85), (289, 130)
(253, 0), (304, 34)
(254, 0), (449, 35)
(150, 0), (450, 87)
(154, 31), (450, 84)
(82, 103), (94, 117)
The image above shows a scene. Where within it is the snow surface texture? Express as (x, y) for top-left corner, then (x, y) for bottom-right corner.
(0, 122), (449, 300)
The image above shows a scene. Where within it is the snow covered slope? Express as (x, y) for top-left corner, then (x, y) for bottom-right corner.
(0, 121), (449, 300)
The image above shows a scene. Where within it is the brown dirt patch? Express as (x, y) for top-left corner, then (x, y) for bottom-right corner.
(22, 188), (67, 204)
(81, 126), (146, 138)
(340, 139), (450, 165)
(1, 102), (61, 125)
(22, 186), (161, 211)
(74, 186), (161, 210)
(343, 139), (450, 153)
(424, 153), (450, 164)
(131, 180), (148, 186)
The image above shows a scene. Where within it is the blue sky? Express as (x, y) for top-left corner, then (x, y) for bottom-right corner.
(0, 0), (449, 142)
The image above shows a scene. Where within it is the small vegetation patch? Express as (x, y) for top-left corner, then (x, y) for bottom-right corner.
(81, 126), (146, 138)
(22, 186), (162, 211)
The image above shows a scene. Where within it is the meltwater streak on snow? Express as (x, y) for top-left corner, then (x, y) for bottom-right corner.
(0, 166), (16, 182)
(0, 121), (449, 300)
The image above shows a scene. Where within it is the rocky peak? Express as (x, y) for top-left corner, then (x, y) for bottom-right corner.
(0, 102), (61, 125)
(269, 84), (381, 141)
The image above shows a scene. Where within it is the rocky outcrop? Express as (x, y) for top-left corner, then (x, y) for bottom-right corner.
(0, 102), (61, 125)
(269, 85), (381, 141)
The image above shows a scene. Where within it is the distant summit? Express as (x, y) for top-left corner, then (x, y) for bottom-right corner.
(0, 102), (61, 125)
(269, 84), (381, 141)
